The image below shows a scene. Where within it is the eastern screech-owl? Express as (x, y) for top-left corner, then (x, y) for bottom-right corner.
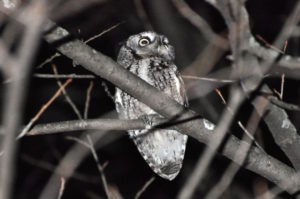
(114, 31), (188, 180)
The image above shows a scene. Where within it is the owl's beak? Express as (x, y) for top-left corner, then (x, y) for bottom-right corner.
(159, 36), (169, 48)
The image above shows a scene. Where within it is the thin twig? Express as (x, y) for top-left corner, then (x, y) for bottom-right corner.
(283, 40), (288, 53)
(66, 135), (112, 199)
(216, 88), (265, 151)
(52, 64), (83, 119)
(182, 75), (235, 83)
(33, 73), (95, 79)
(17, 78), (72, 139)
(269, 98), (300, 111)
(215, 88), (227, 105)
(280, 73), (285, 100)
(101, 161), (109, 171)
(86, 135), (111, 199)
(134, 177), (156, 199)
(84, 22), (123, 44)
(38, 111), (115, 199)
(57, 177), (66, 199)
(36, 53), (60, 69)
(37, 22), (122, 69)
(101, 81), (114, 101)
(236, 121), (265, 152)
(255, 34), (284, 54)
(65, 136), (90, 148)
(273, 73), (285, 100)
(84, 81), (94, 119)
(205, 96), (268, 199)
(177, 88), (245, 199)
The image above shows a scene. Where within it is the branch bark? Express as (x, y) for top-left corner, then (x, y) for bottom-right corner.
(253, 87), (300, 171)
(27, 118), (150, 135)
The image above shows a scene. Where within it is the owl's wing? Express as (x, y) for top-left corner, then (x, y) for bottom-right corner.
(114, 88), (127, 120)
(176, 71), (189, 108)
(117, 46), (134, 69)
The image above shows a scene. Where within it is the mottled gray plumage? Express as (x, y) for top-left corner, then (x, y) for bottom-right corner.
(115, 31), (188, 180)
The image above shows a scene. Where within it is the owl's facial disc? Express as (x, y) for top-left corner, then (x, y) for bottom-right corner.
(126, 32), (175, 61)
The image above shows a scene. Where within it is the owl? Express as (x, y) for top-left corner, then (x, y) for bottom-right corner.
(114, 31), (188, 180)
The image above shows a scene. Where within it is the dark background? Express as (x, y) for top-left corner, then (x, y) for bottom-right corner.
(4, 0), (299, 198)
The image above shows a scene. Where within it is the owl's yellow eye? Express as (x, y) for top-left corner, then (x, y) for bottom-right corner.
(138, 37), (150, 47)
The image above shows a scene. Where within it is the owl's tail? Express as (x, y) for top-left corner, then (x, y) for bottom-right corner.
(130, 129), (188, 180)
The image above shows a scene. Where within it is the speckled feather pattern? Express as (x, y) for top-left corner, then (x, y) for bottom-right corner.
(115, 32), (188, 180)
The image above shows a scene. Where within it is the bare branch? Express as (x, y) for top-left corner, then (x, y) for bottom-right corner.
(17, 78), (72, 139)
(207, 0), (300, 174)
(182, 75), (235, 83)
(27, 118), (149, 136)
(67, 135), (112, 199)
(269, 98), (300, 111)
(215, 88), (264, 151)
(86, 135), (111, 199)
(37, 22), (122, 69)
(0, 2), (48, 199)
(33, 73), (95, 79)
(84, 81), (94, 119)
(280, 73), (285, 100)
(57, 177), (66, 199)
(254, 86), (300, 170)
(36, 53), (60, 69)
(204, 96), (267, 199)
(84, 22), (123, 44)
(135, 177), (156, 199)
(52, 64), (83, 120)
(39, 126), (110, 199)
(178, 88), (244, 199)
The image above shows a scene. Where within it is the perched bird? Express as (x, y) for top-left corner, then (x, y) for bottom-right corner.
(115, 31), (188, 180)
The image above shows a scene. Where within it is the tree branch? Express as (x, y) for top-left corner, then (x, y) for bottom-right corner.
(27, 118), (150, 135)
(205, 0), (300, 172)
(254, 87), (300, 171)
(0, 2), (48, 199)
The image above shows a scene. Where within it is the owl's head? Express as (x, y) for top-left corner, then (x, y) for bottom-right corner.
(123, 31), (175, 61)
